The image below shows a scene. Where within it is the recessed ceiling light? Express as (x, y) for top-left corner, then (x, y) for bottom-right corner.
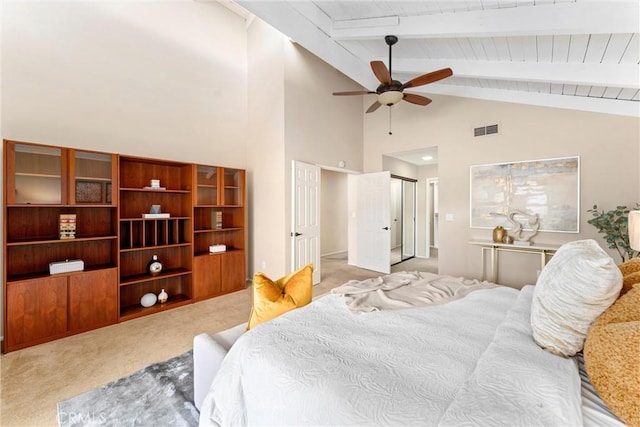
(421, 156), (433, 161)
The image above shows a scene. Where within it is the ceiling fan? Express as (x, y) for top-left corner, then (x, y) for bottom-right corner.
(333, 35), (453, 113)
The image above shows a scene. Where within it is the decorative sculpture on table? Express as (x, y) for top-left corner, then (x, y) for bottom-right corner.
(507, 209), (540, 245)
(492, 226), (506, 243)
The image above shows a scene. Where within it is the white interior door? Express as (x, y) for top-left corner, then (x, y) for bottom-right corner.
(350, 171), (391, 274)
(291, 160), (321, 284)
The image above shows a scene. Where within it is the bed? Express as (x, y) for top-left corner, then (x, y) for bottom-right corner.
(197, 240), (634, 427)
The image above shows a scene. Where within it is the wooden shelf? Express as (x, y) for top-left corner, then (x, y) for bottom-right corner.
(120, 187), (191, 194)
(120, 216), (190, 221)
(6, 264), (117, 283)
(194, 248), (243, 257)
(194, 227), (243, 233)
(76, 176), (111, 182)
(120, 268), (192, 286)
(7, 235), (117, 246)
(7, 204), (116, 208)
(119, 294), (191, 322)
(120, 242), (191, 252)
(15, 172), (61, 178)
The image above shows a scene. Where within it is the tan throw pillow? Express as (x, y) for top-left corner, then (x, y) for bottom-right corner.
(617, 257), (640, 276)
(246, 264), (313, 331)
(531, 239), (622, 357)
(618, 258), (640, 296)
(584, 285), (640, 426)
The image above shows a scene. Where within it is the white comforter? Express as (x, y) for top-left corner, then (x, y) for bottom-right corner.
(199, 285), (583, 426)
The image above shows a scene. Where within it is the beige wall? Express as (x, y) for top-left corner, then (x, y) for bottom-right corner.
(364, 95), (640, 286)
(282, 43), (364, 274)
(2, 1), (247, 165)
(246, 19), (287, 277)
(246, 21), (363, 278)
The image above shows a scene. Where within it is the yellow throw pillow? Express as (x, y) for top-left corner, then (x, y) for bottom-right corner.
(584, 285), (640, 426)
(246, 264), (313, 331)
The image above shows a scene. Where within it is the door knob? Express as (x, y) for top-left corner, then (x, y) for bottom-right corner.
(291, 232), (303, 237)
(382, 227), (390, 230)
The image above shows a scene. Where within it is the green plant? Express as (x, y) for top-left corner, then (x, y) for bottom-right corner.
(587, 203), (640, 262)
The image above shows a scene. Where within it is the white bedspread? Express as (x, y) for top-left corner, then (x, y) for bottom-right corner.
(199, 285), (583, 426)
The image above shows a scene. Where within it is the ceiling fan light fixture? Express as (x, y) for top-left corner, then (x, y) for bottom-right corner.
(377, 90), (403, 106)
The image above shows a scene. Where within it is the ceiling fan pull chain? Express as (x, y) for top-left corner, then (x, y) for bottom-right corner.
(389, 106), (393, 135)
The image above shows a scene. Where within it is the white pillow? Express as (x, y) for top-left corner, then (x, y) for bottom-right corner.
(530, 239), (622, 357)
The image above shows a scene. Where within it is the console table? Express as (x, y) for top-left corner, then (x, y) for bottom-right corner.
(469, 240), (560, 284)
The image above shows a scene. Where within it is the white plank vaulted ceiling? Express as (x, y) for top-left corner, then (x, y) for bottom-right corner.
(227, 0), (640, 117)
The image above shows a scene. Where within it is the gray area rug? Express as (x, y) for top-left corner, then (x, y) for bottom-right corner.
(57, 350), (198, 427)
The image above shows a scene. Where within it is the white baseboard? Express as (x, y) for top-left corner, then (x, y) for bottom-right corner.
(321, 250), (348, 257)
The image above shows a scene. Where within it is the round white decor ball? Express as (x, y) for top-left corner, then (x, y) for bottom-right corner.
(140, 292), (157, 307)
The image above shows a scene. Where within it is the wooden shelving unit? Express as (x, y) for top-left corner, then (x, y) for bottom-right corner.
(118, 156), (194, 321)
(192, 166), (246, 301)
(3, 141), (247, 352)
(3, 141), (118, 352)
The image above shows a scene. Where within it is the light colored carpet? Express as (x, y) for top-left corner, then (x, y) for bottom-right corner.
(1, 254), (436, 426)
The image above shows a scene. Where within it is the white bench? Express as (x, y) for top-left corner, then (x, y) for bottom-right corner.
(193, 322), (247, 410)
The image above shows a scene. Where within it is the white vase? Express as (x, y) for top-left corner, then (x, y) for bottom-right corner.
(158, 289), (168, 304)
(140, 293), (157, 308)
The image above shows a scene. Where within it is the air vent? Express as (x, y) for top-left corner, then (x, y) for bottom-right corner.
(473, 124), (499, 137)
(474, 127), (486, 137)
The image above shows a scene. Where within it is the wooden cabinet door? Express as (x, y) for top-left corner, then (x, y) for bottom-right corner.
(6, 277), (68, 349)
(69, 269), (118, 332)
(221, 250), (246, 293)
(193, 255), (222, 300)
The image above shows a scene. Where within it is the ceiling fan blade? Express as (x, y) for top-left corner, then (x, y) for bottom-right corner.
(366, 100), (382, 113)
(403, 93), (432, 106)
(402, 68), (453, 89)
(371, 61), (391, 85)
(332, 90), (375, 96)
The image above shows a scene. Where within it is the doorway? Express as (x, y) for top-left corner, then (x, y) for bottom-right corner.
(390, 175), (416, 265)
(426, 178), (439, 258)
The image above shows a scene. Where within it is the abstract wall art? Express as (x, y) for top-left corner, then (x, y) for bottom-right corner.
(470, 156), (580, 232)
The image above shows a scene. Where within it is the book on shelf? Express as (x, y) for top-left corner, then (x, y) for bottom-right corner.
(59, 214), (76, 239)
(211, 211), (223, 229)
(143, 186), (167, 191)
(142, 213), (170, 219)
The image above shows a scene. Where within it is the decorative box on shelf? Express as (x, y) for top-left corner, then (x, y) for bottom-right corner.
(49, 259), (84, 275)
(142, 213), (170, 219)
(212, 211), (223, 229)
(209, 244), (226, 253)
(59, 214), (77, 239)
